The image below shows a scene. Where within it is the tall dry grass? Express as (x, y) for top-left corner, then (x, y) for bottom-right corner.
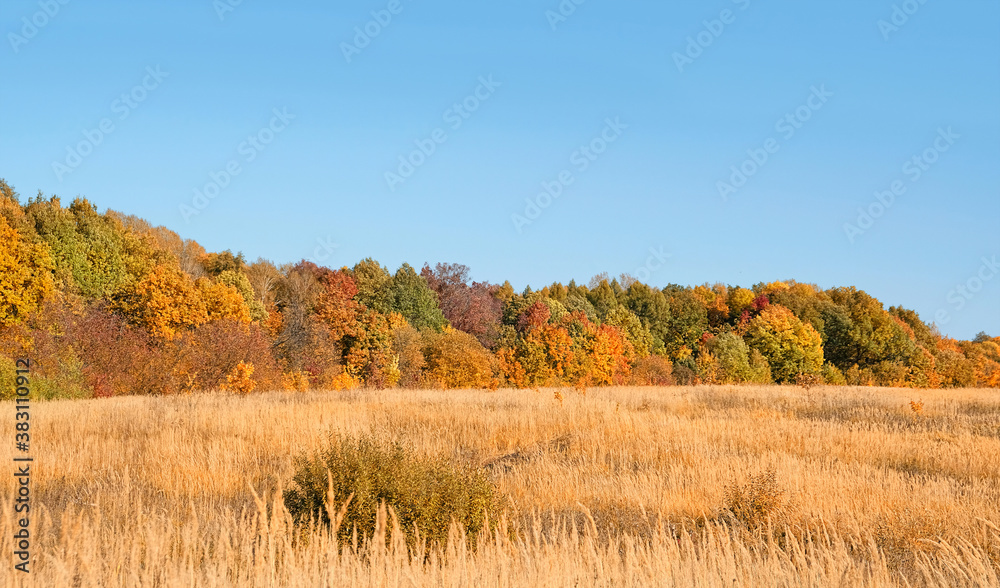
(0, 384), (998, 587)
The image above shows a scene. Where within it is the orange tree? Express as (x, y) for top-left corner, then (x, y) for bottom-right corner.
(111, 263), (207, 340)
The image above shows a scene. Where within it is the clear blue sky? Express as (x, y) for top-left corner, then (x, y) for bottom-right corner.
(2, 0), (998, 339)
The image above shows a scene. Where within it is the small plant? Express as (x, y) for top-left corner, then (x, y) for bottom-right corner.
(909, 399), (924, 417)
(794, 372), (822, 390)
(224, 361), (256, 394)
(722, 467), (786, 532)
(553, 389), (564, 405)
(282, 370), (310, 392)
(284, 434), (498, 548)
(329, 371), (359, 391)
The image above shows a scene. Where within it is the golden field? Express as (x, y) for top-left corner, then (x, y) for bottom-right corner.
(0, 385), (998, 587)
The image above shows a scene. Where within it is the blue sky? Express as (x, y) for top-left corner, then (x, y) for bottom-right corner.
(1, 0), (998, 339)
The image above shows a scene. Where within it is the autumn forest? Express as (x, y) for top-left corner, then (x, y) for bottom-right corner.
(1, 180), (997, 399)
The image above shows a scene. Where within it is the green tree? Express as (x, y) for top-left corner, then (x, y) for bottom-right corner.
(389, 263), (447, 331)
(662, 286), (709, 359)
(352, 258), (393, 313)
(705, 332), (770, 384)
(743, 305), (823, 382)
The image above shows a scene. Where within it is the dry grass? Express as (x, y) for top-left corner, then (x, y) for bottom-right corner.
(0, 384), (998, 587)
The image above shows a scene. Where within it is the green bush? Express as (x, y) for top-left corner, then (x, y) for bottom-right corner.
(821, 362), (846, 385)
(284, 434), (497, 548)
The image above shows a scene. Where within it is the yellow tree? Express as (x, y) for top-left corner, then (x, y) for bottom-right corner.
(197, 278), (251, 323)
(422, 327), (494, 389)
(0, 216), (54, 327)
(743, 305), (823, 382)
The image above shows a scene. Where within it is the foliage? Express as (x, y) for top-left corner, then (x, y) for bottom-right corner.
(743, 305), (823, 383)
(0, 181), (995, 396)
(225, 361), (256, 394)
(421, 327), (495, 389)
(0, 216), (54, 327)
(389, 263), (446, 331)
(111, 263), (208, 340)
(704, 332), (771, 384)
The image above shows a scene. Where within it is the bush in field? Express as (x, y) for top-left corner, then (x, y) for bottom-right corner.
(721, 467), (787, 532)
(629, 354), (674, 386)
(284, 435), (497, 547)
(224, 361), (256, 394)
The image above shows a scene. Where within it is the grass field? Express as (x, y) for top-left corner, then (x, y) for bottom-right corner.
(1, 385), (998, 587)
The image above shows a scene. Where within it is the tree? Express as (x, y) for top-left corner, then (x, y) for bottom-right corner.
(727, 287), (755, 321)
(25, 196), (157, 299)
(111, 263), (208, 340)
(623, 283), (670, 349)
(703, 332), (770, 384)
(662, 286), (709, 359)
(603, 305), (653, 358)
(421, 263), (502, 347)
(0, 216), (55, 327)
(743, 305), (823, 382)
(389, 263), (446, 331)
(197, 278), (251, 323)
(217, 269), (267, 322)
(201, 250), (245, 277)
(824, 287), (916, 370)
(421, 327), (495, 389)
(352, 258), (392, 314)
(586, 279), (619, 320)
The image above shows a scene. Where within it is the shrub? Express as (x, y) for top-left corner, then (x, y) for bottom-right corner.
(821, 362), (846, 385)
(170, 319), (282, 393)
(629, 354), (674, 386)
(224, 361), (256, 394)
(284, 435), (498, 548)
(721, 467), (787, 532)
(282, 370), (311, 392)
(0, 354), (16, 401)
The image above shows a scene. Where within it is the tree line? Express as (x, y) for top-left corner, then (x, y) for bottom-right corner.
(1, 180), (997, 398)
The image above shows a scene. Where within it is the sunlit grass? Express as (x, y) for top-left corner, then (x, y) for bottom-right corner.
(0, 384), (997, 586)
